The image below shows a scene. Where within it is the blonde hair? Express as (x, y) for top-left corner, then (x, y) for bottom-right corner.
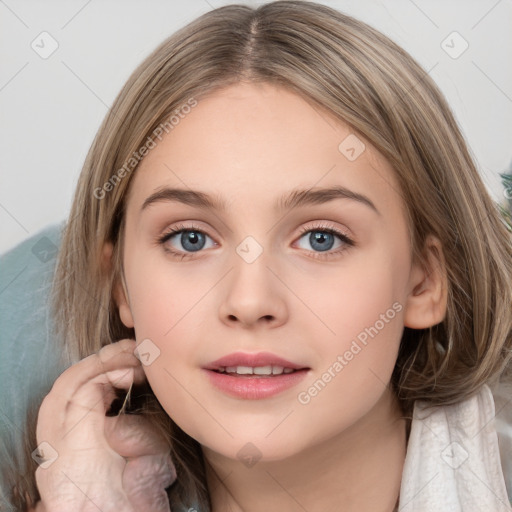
(9, 1), (512, 510)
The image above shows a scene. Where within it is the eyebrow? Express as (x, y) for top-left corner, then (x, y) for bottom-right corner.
(140, 185), (380, 215)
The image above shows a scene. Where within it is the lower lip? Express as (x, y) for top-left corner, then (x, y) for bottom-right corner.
(203, 369), (309, 399)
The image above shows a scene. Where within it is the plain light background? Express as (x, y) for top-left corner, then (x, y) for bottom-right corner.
(1, 0), (511, 254)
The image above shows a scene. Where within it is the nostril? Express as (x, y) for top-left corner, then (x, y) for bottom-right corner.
(225, 314), (275, 323)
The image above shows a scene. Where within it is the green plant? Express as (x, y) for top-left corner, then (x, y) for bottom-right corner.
(499, 172), (512, 232)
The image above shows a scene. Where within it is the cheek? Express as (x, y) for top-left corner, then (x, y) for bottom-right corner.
(334, 252), (405, 380)
(289, 246), (404, 351)
(293, 308), (403, 448)
(124, 256), (220, 441)
(126, 251), (217, 340)
(130, 290), (213, 443)
(290, 253), (405, 432)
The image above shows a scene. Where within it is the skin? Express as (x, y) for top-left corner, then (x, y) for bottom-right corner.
(31, 339), (176, 512)
(113, 81), (447, 511)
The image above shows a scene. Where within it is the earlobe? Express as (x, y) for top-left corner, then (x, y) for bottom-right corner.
(114, 279), (135, 329)
(403, 235), (448, 329)
(103, 242), (135, 329)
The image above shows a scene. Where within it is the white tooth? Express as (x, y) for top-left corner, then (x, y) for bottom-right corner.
(236, 366), (254, 375)
(272, 366), (284, 375)
(254, 366), (273, 375)
(218, 367), (225, 372)
(226, 366), (237, 373)
(283, 368), (294, 374)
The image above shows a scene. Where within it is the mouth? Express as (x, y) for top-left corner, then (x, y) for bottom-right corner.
(203, 352), (310, 399)
(203, 351), (309, 375)
(211, 365), (303, 377)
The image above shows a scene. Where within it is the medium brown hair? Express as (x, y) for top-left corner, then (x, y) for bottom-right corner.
(7, 1), (512, 510)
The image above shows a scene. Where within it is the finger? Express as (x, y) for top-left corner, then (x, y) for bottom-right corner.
(103, 367), (135, 411)
(36, 370), (134, 447)
(105, 367), (135, 389)
(104, 414), (171, 457)
(103, 365), (147, 415)
(36, 340), (141, 444)
(123, 454), (175, 512)
(50, 339), (140, 402)
(41, 339), (139, 415)
(62, 368), (137, 432)
(104, 363), (146, 400)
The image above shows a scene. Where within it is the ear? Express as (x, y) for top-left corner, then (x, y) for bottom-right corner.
(102, 242), (134, 329)
(403, 235), (448, 329)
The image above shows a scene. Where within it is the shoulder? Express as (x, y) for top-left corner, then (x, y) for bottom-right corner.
(399, 384), (512, 511)
(491, 379), (512, 504)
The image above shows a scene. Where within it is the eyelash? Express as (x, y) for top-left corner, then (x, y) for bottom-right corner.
(157, 222), (355, 261)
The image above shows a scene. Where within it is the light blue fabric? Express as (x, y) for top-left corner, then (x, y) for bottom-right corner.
(0, 223), (68, 511)
(0, 224), (202, 511)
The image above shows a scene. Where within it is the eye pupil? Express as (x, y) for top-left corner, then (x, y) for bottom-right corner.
(310, 231), (334, 252)
(182, 231), (205, 251)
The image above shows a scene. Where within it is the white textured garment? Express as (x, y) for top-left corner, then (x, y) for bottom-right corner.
(398, 384), (512, 511)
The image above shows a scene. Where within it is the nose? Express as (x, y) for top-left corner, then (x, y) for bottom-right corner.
(218, 249), (288, 329)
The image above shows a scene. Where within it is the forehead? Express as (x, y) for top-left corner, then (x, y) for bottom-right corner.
(126, 82), (405, 220)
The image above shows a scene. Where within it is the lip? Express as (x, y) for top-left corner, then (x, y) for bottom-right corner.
(203, 351), (306, 371)
(203, 351), (310, 400)
(203, 368), (309, 400)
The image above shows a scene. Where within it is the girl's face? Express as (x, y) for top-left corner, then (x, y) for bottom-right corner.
(115, 82), (440, 463)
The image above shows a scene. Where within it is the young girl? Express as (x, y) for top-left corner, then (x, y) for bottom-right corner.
(7, 1), (512, 510)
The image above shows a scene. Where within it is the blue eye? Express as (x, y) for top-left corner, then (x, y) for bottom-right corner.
(296, 225), (354, 255)
(158, 224), (215, 258)
(158, 223), (354, 260)
(299, 230), (336, 252)
(172, 230), (208, 252)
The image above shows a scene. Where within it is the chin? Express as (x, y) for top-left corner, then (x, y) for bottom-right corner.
(197, 429), (311, 465)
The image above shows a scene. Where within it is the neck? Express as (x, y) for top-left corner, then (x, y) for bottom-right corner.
(203, 388), (406, 512)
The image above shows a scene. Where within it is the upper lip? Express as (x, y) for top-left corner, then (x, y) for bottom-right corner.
(203, 352), (308, 371)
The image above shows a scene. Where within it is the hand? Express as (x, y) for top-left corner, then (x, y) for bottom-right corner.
(31, 339), (176, 512)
